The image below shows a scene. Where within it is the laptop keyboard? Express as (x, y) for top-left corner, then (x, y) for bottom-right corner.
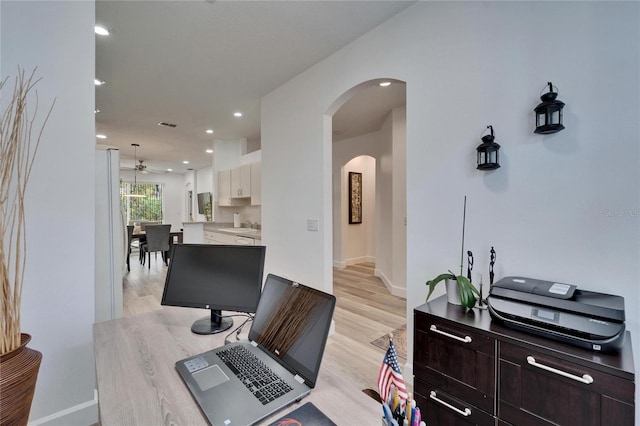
(217, 345), (293, 405)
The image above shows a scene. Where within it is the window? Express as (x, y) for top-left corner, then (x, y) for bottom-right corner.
(120, 181), (164, 224)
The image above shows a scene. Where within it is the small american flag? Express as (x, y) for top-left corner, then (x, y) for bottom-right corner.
(377, 339), (408, 403)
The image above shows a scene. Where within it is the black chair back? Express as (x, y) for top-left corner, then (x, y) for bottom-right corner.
(126, 225), (134, 251)
(144, 224), (171, 253)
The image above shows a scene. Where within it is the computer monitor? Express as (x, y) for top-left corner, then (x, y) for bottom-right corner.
(161, 244), (266, 335)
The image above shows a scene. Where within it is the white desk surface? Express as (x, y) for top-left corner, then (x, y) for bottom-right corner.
(93, 307), (381, 425)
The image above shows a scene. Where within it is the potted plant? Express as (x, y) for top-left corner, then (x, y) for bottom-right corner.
(426, 270), (480, 309)
(1, 67), (54, 424)
(425, 196), (480, 309)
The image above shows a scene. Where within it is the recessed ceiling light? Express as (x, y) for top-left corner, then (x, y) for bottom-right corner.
(94, 109), (101, 114)
(206, 129), (214, 134)
(206, 149), (213, 154)
(95, 25), (110, 36)
(94, 79), (105, 86)
(379, 81), (392, 87)
(183, 160), (189, 164)
(167, 168), (173, 172)
(96, 134), (107, 139)
(233, 112), (243, 117)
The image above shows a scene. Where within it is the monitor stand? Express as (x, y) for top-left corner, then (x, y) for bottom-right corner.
(191, 309), (233, 335)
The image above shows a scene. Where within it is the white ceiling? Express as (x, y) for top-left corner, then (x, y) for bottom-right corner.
(96, 0), (411, 174)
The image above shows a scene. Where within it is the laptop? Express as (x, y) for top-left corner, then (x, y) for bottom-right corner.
(175, 273), (337, 426)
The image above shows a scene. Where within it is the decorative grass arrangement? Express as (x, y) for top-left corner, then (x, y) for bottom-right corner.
(1, 68), (55, 354)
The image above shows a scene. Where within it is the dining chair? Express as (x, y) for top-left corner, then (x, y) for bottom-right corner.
(126, 225), (134, 272)
(140, 221), (161, 231)
(140, 224), (171, 269)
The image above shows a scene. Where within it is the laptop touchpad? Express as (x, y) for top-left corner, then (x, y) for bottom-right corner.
(192, 365), (229, 391)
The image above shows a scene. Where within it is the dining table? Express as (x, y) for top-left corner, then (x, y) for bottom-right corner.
(132, 229), (183, 244)
(130, 229), (184, 266)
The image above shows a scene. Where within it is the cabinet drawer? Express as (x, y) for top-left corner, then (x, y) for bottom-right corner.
(203, 231), (218, 244)
(204, 231), (237, 245)
(414, 313), (495, 412)
(415, 379), (495, 426)
(498, 341), (634, 425)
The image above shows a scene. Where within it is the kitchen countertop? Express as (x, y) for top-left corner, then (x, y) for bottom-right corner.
(204, 223), (261, 239)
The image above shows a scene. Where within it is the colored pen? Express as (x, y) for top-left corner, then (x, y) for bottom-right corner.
(412, 407), (421, 426)
(383, 402), (394, 425)
(405, 397), (412, 425)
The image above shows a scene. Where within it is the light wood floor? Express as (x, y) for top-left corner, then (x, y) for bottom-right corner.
(123, 253), (408, 396)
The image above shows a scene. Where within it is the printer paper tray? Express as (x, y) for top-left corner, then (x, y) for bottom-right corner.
(487, 298), (625, 353)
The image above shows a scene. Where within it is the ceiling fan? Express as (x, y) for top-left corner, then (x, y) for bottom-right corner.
(134, 159), (149, 174)
(122, 144), (165, 174)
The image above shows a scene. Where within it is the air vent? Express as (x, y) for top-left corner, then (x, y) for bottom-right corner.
(158, 121), (177, 128)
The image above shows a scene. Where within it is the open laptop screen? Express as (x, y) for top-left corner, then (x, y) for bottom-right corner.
(249, 274), (336, 387)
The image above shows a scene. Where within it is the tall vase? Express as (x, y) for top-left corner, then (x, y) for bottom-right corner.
(0, 333), (42, 426)
(445, 278), (462, 305)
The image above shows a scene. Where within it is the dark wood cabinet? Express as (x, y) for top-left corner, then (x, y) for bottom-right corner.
(414, 297), (635, 426)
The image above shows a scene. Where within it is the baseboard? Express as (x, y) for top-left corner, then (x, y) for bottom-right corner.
(333, 256), (376, 268)
(375, 268), (406, 299)
(345, 256), (374, 266)
(29, 390), (98, 426)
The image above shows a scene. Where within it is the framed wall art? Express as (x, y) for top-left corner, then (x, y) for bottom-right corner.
(348, 172), (362, 224)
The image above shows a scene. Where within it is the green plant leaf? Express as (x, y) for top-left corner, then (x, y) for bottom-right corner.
(425, 272), (455, 301)
(457, 278), (469, 307)
(454, 275), (479, 309)
(425, 271), (481, 309)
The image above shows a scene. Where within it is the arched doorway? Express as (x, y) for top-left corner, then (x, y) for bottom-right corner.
(323, 79), (408, 394)
(328, 78), (407, 298)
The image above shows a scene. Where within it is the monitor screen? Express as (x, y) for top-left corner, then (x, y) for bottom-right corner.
(161, 244), (266, 334)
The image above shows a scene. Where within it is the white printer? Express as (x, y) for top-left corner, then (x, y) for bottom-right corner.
(486, 276), (626, 352)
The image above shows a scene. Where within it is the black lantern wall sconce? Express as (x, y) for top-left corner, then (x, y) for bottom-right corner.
(534, 82), (565, 134)
(476, 125), (501, 170)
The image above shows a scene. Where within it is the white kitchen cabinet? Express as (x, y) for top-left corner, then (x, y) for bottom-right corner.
(231, 164), (251, 198)
(203, 229), (259, 245)
(218, 162), (260, 205)
(204, 230), (237, 245)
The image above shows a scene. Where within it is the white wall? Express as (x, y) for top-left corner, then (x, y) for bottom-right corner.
(374, 106), (407, 297)
(184, 170), (196, 221)
(120, 170), (186, 229)
(390, 106), (406, 296)
(333, 131), (382, 267)
(261, 1), (639, 418)
(1, 1), (98, 424)
(340, 156), (376, 265)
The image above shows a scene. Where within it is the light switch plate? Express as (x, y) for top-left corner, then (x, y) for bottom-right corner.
(307, 219), (319, 232)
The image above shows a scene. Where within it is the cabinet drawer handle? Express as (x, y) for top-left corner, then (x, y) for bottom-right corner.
(429, 325), (472, 343)
(429, 391), (472, 417)
(526, 356), (594, 384)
